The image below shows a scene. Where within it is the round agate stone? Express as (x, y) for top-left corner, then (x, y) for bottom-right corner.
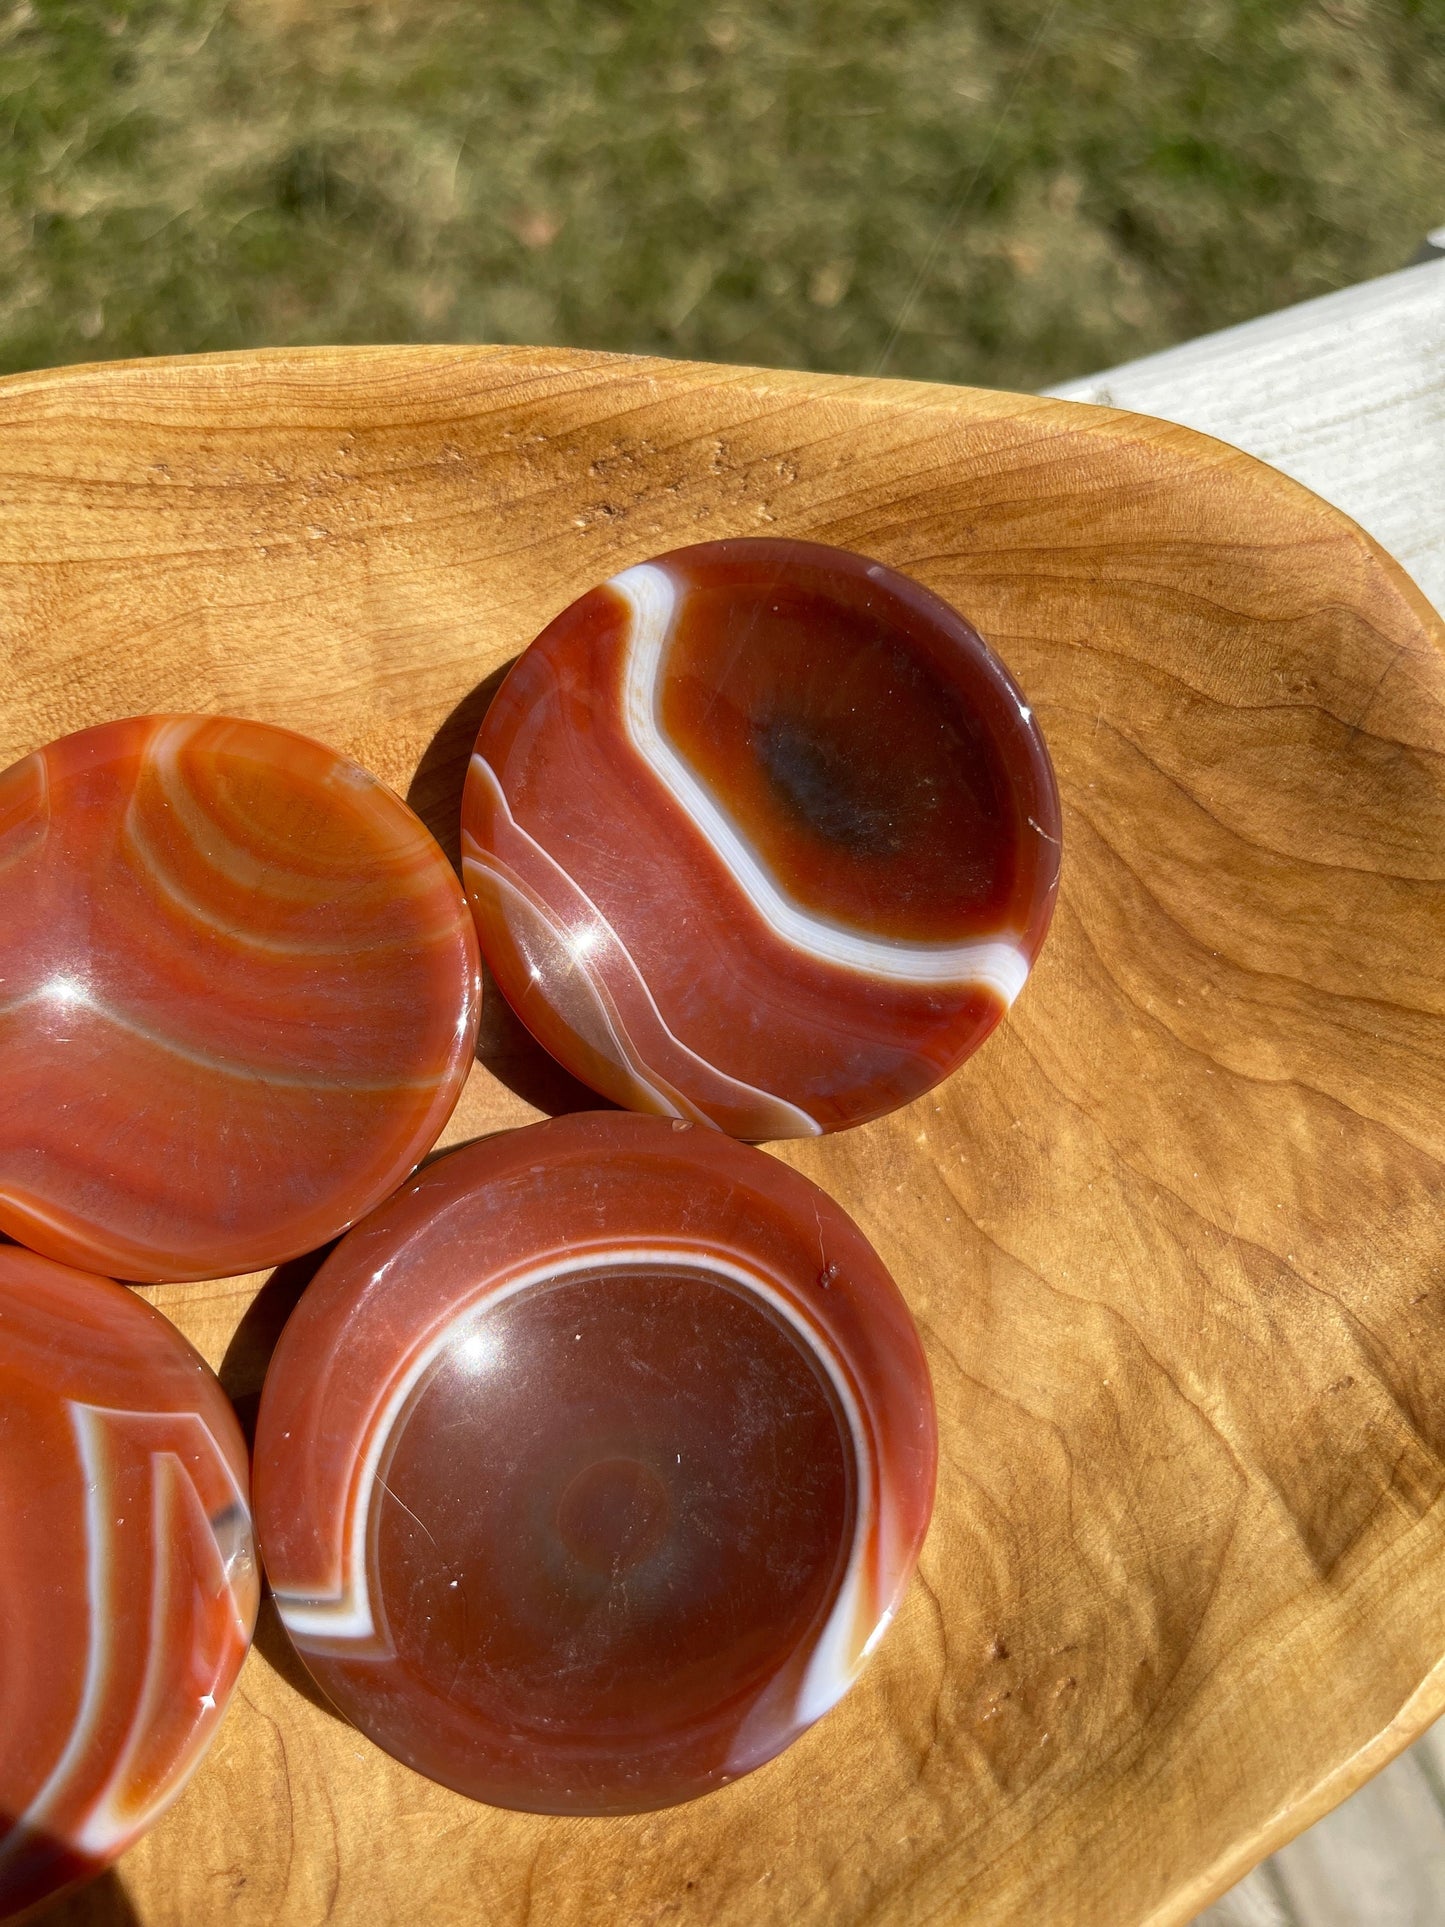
(0, 715), (480, 1282)
(254, 1112), (936, 1814)
(462, 537), (1060, 1138)
(0, 1245), (258, 1918)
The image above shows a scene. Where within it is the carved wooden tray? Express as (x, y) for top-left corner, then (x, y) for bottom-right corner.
(6, 346), (1444, 1927)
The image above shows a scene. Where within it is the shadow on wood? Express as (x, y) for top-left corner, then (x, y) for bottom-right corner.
(18, 1848), (141, 1925)
(405, 659), (516, 876)
(219, 1243), (338, 1448)
(406, 656), (617, 1121)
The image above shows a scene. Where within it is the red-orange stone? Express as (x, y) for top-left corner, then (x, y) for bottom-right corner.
(0, 1245), (257, 1920)
(254, 1113), (937, 1815)
(462, 537), (1060, 1137)
(0, 716), (480, 1282)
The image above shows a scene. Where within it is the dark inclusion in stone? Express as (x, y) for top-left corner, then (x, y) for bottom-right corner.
(753, 712), (907, 858)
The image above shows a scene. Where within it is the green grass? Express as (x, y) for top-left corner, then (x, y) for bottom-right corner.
(1, 0), (1442, 391)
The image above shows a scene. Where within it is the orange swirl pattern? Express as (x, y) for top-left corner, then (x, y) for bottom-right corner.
(463, 538), (1061, 1138)
(0, 716), (480, 1282)
(255, 1113), (936, 1815)
(0, 1245), (258, 1919)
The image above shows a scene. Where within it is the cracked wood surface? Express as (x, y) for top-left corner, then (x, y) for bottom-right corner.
(5, 343), (1444, 1927)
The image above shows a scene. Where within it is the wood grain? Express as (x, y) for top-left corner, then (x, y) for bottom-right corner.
(5, 345), (1443, 1927)
(1048, 256), (1445, 618)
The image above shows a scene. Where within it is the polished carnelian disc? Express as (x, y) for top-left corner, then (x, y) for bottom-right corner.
(0, 1245), (258, 1919)
(0, 716), (480, 1282)
(254, 1112), (937, 1815)
(462, 537), (1061, 1137)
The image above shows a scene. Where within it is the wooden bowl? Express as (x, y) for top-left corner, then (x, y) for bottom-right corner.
(6, 346), (1444, 1927)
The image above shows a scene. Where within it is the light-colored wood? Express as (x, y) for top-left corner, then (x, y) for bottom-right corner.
(1048, 257), (1445, 614)
(1050, 264), (1445, 1926)
(6, 345), (1444, 1927)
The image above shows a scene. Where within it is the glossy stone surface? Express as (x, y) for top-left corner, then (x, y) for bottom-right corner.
(254, 1112), (936, 1815)
(462, 537), (1060, 1137)
(0, 1245), (257, 1920)
(0, 715), (480, 1282)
